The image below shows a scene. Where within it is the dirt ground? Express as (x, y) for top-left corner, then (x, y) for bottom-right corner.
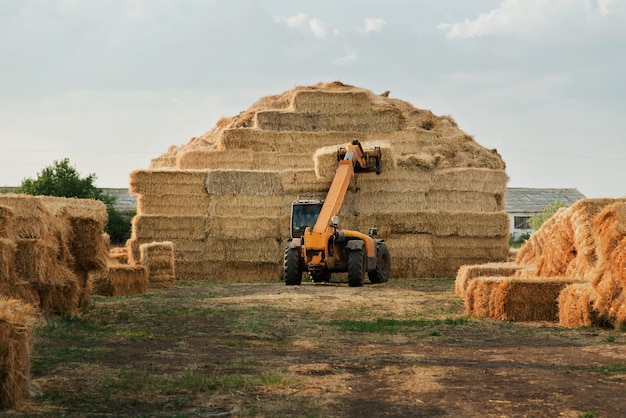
(11, 278), (626, 417)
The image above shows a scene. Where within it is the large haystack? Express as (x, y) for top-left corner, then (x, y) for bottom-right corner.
(458, 198), (626, 328)
(129, 81), (509, 280)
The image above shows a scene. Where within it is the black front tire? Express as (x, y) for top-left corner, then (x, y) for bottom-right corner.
(368, 242), (391, 284)
(347, 247), (365, 287)
(284, 247), (302, 285)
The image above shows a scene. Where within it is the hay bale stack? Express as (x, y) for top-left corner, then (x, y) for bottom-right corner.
(0, 195), (108, 315)
(0, 297), (36, 410)
(462, 198), (626, 327)
(92, 264), (148, 297)
(557, 283), (598, 328)
(466, 276), (584, 321)
(455, 262), (530, 297)
(589, 202), (626, 327)
(130, 170), (209, 216)
(109, 247), (129, 264)
(129, 82), (508, 280)
(0, 206), (15, 240)
(139, 242), (176, 288)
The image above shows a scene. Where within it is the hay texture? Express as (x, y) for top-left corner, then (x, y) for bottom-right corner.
(139, 242), (176, 288)
(466, 276), (584, 321)
(92, 264), (148, 297)
(129, 81), (508, 280)
(0, 297), (36, 410)
(455, 262), (530, 297)
(462, 198), (626, 327)
(0, 195), (108, 316)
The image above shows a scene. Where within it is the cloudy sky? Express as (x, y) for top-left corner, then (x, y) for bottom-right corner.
(1, 0), (624, 198)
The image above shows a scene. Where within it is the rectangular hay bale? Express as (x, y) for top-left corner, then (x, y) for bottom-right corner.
(139, 242), (176, 288)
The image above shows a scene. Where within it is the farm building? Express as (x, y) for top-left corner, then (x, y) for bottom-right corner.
(505, 188), (586, 239)
(128, 81), (510, 281)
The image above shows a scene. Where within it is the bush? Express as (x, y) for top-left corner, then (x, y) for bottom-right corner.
(16, 158), (132, 244)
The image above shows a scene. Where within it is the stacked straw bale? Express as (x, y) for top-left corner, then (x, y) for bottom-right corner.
(130, 82), (509, 280)
(91, 264), (148, 297)
(139, 242), (176, 288)
(0, 195), (108, 315)
(0, 297), (36, 410)
(459, 197), (626, 327)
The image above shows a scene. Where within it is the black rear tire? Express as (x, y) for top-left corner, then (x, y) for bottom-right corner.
(284, 247), (302, 285)
(368, 242), (391, 284)
(347, 247), (365, 287)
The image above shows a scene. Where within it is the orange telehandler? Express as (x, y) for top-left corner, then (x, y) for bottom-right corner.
(284, 140), (391, 286)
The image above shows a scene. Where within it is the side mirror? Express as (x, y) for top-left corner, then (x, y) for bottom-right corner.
(368, 227), (378, 236)
(331, 215), (340, 227)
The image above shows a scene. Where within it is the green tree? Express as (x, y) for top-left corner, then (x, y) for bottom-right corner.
(17, 158), (132, 244)
(528, 200), (567, 231)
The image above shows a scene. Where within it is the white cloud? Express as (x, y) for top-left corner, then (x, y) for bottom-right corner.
(437, 0), (615, 40)
(275, 13), (327, 38)
(362, 18), (386, 33)
(595, 0), (616, 16)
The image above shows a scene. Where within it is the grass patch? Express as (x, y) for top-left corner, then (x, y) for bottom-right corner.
(327, 317), (469, 334)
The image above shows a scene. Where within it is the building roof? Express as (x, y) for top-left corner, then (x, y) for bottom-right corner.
(504, 188), (586, 213)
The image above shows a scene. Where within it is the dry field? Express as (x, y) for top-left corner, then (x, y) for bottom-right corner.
(11, 278), (626, 417)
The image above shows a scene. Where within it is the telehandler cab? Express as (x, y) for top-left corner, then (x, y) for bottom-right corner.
(284, 140), (391, 287)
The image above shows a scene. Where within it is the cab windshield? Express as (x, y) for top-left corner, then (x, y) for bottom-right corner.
(291, 203), (323, 238)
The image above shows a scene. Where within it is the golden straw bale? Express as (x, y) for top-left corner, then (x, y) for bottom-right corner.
(205, 237), (283, 263)
(426, 191), (503, 212)
(109, 247), (129, 264)
(177, 149), (254, 170)
(569, 198), (621, 259)
(494, 276), (584, 322)
(137, 193), (210, 216)
(32, 264), (81, 316)
(558, 283), (597, 328)
(291, 89), (372, 113)
(0, 281), (39, 307)
(205, 170), (283, 196)
(174, 261), (207, 281)
(204, 261), (283, 281)
(592, 201), (626, 262)
(0, 195), (58, 240)
(209, 195), (284, 218)
(455, 262), (530, 297)
(0, 297), (36, 410)
(129, 169), (208, 195)
(67, 216), (108, 271)
(0, 206), (15, 240)
(208, 216), (285, 240)
(139, 242), (176, 288)
(280, 169), (332, 194)
(254, 108), (403, 132)
(131, 215), (208, 241)
(430, 168), (508, 194)
(515, 207), (573, 272)
(355, 169), (432, 193)
(357, 211), (508, 238)
(219, 129), (361, 153)
(464, 277), (502, 318)
(381, 234), (433, 278)
(354, 191), (427, 213)
(74, 269), (93, 308)
(0, 239), (17, 283)
(432, 236), (508, 260)
(92, 264), (148, 296)
(180, 149), (314, 171)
